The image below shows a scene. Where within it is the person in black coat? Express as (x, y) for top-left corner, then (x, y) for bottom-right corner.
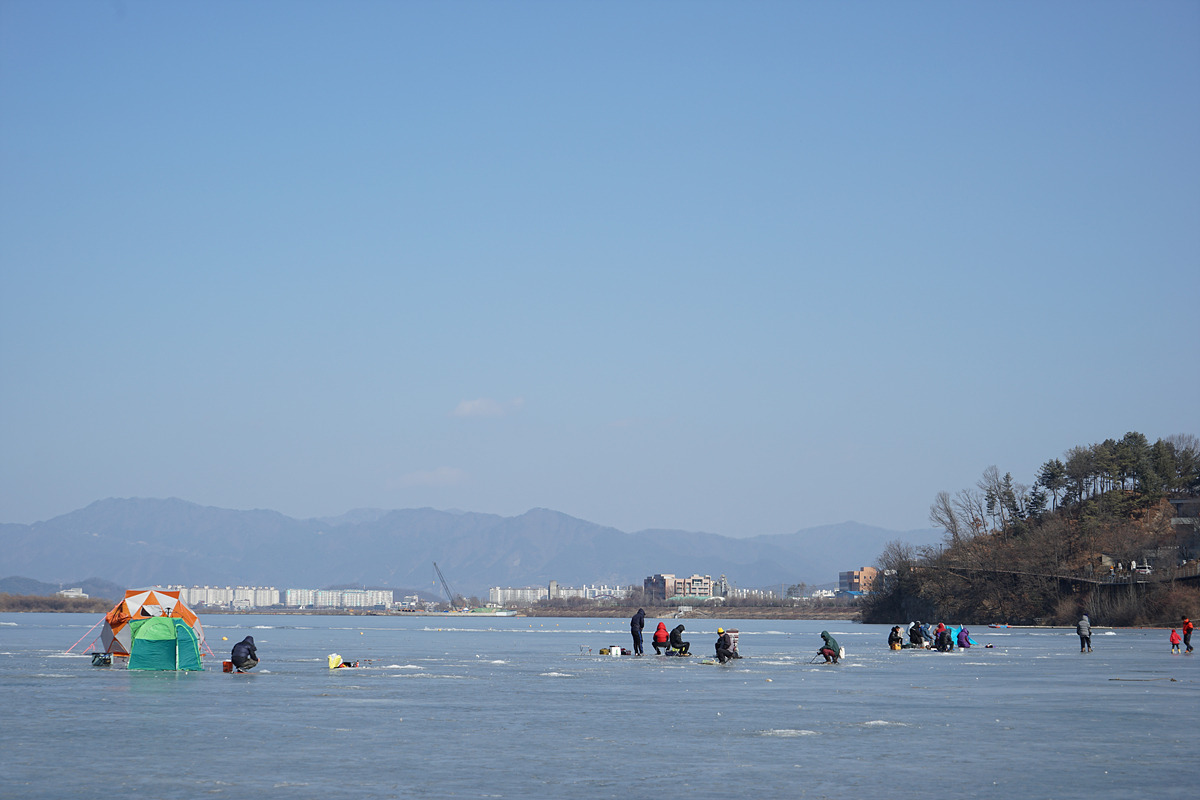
(909, 621), (925, 648)
(231, 635), (258, 672)
(715, 628), (735, 663)
(669, 624), (690, 655)
(630, 608), (646, 656)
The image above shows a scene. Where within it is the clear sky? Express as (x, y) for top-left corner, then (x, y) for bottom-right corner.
(1, 2), (1196, 534)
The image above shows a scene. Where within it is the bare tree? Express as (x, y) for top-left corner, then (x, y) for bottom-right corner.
(929, 491), (964, 545)
(953, 489), (988, 539)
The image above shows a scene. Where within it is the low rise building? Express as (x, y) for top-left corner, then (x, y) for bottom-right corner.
(839, 567), (878, 593)
(727, 586), (776, 600)
(644, 573), (716, 600)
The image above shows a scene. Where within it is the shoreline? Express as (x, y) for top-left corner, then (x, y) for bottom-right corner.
(0, 604), (862, 621)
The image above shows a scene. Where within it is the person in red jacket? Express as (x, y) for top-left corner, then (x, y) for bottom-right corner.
(1183, 616), (1194, 653)
(651, 622), (670, 655)
(1170, 628), (1182, 654)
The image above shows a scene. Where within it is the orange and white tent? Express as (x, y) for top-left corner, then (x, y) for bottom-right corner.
(101, 589), (206, 657)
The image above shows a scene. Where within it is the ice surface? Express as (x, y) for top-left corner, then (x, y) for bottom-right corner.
(0, 613), (1192, 799)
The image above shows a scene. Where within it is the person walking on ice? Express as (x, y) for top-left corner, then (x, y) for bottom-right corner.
(1183, 616), (1194, 654)
(1170, 628), (1182, 654)
(1077, 614), (1092, 653)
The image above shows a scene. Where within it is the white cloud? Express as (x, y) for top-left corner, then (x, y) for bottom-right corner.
(393, 467), (469, 488)
(451, 397), (524, 417)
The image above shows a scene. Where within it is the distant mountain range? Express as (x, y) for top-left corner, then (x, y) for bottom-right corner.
(0, 498), (942, 596)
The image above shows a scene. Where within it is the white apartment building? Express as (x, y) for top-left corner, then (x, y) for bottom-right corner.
(285, 588), (317, 607)
(490, 583), (630, 606)
(284, 588), (393, 608)
(167, 585), (279, 609)
(489, 587), (548, 605)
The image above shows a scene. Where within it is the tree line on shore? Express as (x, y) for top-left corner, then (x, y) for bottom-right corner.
(863, 432), (1200, 627)
(0, 593), (113, 613)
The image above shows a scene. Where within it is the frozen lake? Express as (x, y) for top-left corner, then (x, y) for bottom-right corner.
(1, 613), (1194, 798)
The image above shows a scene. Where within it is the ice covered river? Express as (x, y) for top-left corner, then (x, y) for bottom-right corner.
(1, 613), (1194, 799)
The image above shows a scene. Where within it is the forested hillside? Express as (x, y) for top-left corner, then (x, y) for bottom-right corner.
(863, 432), (1200, 626)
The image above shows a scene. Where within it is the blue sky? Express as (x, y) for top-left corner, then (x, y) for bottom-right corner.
(1, 2), (1197, 535)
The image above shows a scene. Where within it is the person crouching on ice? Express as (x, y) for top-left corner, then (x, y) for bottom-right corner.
(818, 631), (840, 663)
(231, 635), (259, 672)
(715, 628), (735, 663)
(888, 626), (903, 650)
(652, 622), (669, 654)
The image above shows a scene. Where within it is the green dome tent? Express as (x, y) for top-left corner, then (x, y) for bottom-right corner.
(127, 616), (203, 671)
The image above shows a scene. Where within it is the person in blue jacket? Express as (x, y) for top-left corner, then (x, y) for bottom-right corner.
(231, 636), (258, 672)
(630, 608), (646, 656)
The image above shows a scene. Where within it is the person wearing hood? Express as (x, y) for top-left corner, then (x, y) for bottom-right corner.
(630, 608), (646, 656)
(956, 626), (972, 650)
(1077, 614), (1092, 653)
(888, 626), (903, 650)
(715, 628), (735, 663)
(818, 631), (840, 663)
(231, 636), (258, 672)
(934, 624), (952, 652)
(652, 622), (670, 654)
(669, 624), (690, 655)
(909, 621), (925, 648)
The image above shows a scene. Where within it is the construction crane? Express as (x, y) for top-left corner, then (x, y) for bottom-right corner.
(432, 562), (460, 610)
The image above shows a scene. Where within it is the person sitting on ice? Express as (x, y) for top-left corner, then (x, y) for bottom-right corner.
(669, 624), (690, 655)
(957, 626), (972, 650)
(818, 630), (840, 663)
(651, 622), (669, 654)
(909, 621), (925, 648)
(888, 626), (903, 650)
(231, 635), (259, 672)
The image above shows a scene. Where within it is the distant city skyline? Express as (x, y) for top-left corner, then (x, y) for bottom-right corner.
(2, 4), (1197, 536)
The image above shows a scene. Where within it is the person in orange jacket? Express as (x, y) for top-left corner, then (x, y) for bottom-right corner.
(1183, 616), (1194, 653)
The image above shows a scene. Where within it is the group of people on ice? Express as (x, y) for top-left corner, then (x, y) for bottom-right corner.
(634, 608), (740, 662)
(632, 608), (838, 665)
(889, 621), (974, 651)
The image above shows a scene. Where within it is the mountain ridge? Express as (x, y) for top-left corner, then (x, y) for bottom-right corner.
(1, 498), (942, 596)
